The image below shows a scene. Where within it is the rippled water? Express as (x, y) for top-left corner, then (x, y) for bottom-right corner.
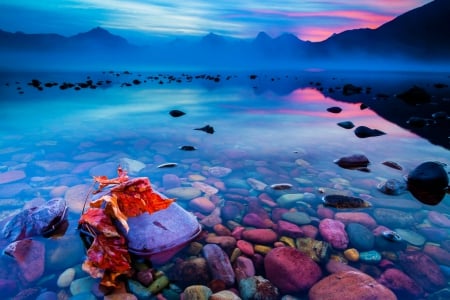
(0, 70), (449, 299)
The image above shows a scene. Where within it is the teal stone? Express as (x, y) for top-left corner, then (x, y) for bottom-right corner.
(69, 276), (96, 296)
(164, 187), (202, 201)
(281, 211), (311, 225)
(359, 250), (382, 264)
(127, 280), (152, 299)
(394, 228), (426, 247)
(276, 193), (305, 207)
(69, 292), (96, 300)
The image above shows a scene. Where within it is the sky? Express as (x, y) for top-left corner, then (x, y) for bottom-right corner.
(0, 0), (434, 44)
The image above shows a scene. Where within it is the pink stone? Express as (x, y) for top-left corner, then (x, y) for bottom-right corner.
(205, 236), (237, 250)
(276, 220), (304, 238)
(423, 244), (450, 266)
(242, 213), (272, 228)
(234, 256), (255, 282)
(428, 211), (450, 228)
(4, 239), (45, 283)
(272, 208), (289, 222)
(213, 224), (232, 236)
(325, 260), (359, 274)
(237, 240), (255, 256)
(301, 225), (319, 239)
(317, 206), (334, 219)
(190, 197), (216, 214)
(258, 193), (277, 208)
(0, 170), (26, 184)
(334, 212), (377, 229)
(378, 268), (424, 298)
(319, 219), (348, 250)
(242, 229), (278, 244)
(265, 247), (322, 294)
(231, 226), (245, 239)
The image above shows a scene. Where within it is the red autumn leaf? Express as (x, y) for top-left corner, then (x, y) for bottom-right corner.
(93, 166), (129, 193)
(78, 208), (120, 238)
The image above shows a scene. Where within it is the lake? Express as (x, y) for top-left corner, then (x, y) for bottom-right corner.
(0, 70), (449, 299)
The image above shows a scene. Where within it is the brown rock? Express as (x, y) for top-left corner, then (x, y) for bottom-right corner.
(309, 271), (397, 300)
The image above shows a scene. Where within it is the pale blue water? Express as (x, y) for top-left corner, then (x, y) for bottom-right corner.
(0, 70), (449, 299)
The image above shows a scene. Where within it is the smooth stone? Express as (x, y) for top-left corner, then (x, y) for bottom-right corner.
(295, 237), (331, 263)
(33, 160), (74, 173)
(0, 182), (31, 198)
(424, 244), (450, 266)
(247, 178), (268, 191)
(337, 121), (355, 129)
(208, 167), (232, 177)
(394, 228), (425, 246)
(192, 181), (219, 195)
(242, 229), (278, 244)
(0, 170), (26, 184)
(264, 247), (322, 294)
(73, 151), (111, 161)
(276, 220), (304, 238)
(354, 126), (386, 138)
(378, 268), (424, 298)
(4, 239), (45, 283)
(369, 197), (422, 210)
(120, 157), (146, 175)
(165, 187), (202, 201)
(335, 212), (377, 228)
(428, 211), (450, 227)
(237, 240), (255, 256)
(407, 161), (449, 205)
(377, 179), (407, 195)
(70, 276), (97, 296)
(399, 251), (447, 292)
(334, 154), (370, 169)
(88, 162), (117, 178)
(172, 257), (210, 289)
(416, 227), (448, 243)
(64, 184), (91, 213)
(319, 218), (348, 250)
(359, 250), (381, 264)
(234, 256), (255, 282)
(57, 267), (76, 288)
(203, 244), (235, 287)
(373, 208), (416, 228)
(346, 223), (374, 251)
(205, 236), (237, 250)
(70, 292), (97, 300)
(281, 211), (311, 225)
(104, 293), (138, 300)
(36, 291), (58, 300)
(127, 280), (152, 299)
(242, 213), (272, 228)
(182, 285), (213, 300)
(210, 290), (242, 300)
(239, 276), (279, 300)
(190, 197), (216, 214)
(276, 194), (305, 207)
(148, 275), (170, 294)
(162, 174), (181, 189)
(309, 271), (396, 300)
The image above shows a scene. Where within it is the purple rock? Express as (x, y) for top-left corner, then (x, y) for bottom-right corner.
(398, 251), (447, 292)
(242, 213), (272, 228)
(0, 170), (26, 184)
(378, 268), (424, 298)
(242, 229), (278, 244)
(4, 239), (45, 283)
(276, 220), (304, 238)
(234, 256), (255, 282)
(334, 154), (370, 169)
(202, 244), (235, 287)
(162, 174), (181, 189)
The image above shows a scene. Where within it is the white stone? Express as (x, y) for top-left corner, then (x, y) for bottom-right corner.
(57, 267), (76, 288)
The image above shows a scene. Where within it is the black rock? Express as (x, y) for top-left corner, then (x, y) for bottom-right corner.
(334, 154), (370, 169)
(407, 161), (449, 205)
(327, 106), (342, 113)
(354, 126), (386, 138)
(179, 145), (196, 151)
(342, 84), (362, 95)
(396, 86), (431, 105)
(169, 110), (186, 117)
(337, 121), (355, 129)
(194, 125), (215, 134)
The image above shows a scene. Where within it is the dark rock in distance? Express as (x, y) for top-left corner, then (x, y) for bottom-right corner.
(337, 121), (355, 129)
(195, 125), (215, 134)
(322, 195), (371, 209)
(342, 84), (362, 95)
(396, 86), (431, 105)
(354, 126), (386, 138)
(169, 110), (186, 117)
(407, 161), (449, 205)
(179, 145), (197, 151)
(360, 103), (369, 110)
(334, 154), (370, 170)
(327, 106), (342, 113)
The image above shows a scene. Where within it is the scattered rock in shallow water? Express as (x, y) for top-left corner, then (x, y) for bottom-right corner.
(382, 161), (403, 170)
(394, 228), (425, 246)
(179, 145), (197, 151)
(397, 86), (431, 105)
(406, 116), (434, 128)
(169, 109), (186, 117)
(322, 195), (371, 209)
(0, 170), (26, 184)
(431, 111), (448, 120)
(208, 166), (232, 177)
(373, 208), (416, 228)
(407, 161), (449, 205)
(377, 178), (407, 195)
(295, 237), (331, 263)
(337, 121), (355, 129)
(239, 276), (279, 300)
(378, 268), (424, 298)
(319, 218), (348, 250)
(157, 162), (178, 168)
(164, 187), (202, 201)
(381, 230), (403, 242)
(326, 106), (342, 113)
(334, 154), (370, 170)
(203, 244), (235, 287)
(354, 126), (386, 138)
(195, 124), (215, 134)
(4, 239), (45, 283)
(270, 183), (292, 190)
(342, 84), (362, 95)
(346, 223), (374, 251)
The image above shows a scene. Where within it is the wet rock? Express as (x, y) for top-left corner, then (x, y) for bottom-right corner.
(377, 179), (407, 195)
(264, 247), (322, 294)
(319, 218), (348, 250)
(169, 109), (186, 117)
(210, 290), (241, 300)
(378, 268), (424, 298)
(382, 161), (403, 170)
(182, 285), (212, 300)
(234, 256), (255, 282)
(337, 121), (355, 129)
(242, 213), (272, 228)
(2, 198), (67, 242)
(326, 106), (342, 113)
(322, 195), (371, 208)
(423, 244), (450, 266)
(172, 257), (210, 289)
(165, 187), (202, 201)
(394, 229), (425, 247)
(69, 276), (97, 296)
(276, 193), (306, 208)
(120, 158), (146, 175)
(276, 220), (304, 238)
(416, 227), (448, 243)
(325, 260), (359, 274)
(342, 84), (362, 95)
(239, 276), (279, 300)
(346, 223), (374, 251)
(203, 244), (235, 287)
(373, 208), (416, 228)
(295, 237), (331, 263)
(205, 235), (237, 250)
(0, 170), (26, 184)
(0, 182), (32, 198)
(0, 279), (17, 295)
(334, 154), (370, 169)
(36, 291), (58, 300)
(236, 240), (255, 256)
(195, 124), (215, 134)
(428, 211), (450, 227)
(162, 174), (181, 189)
(57, 267), (76, 288)
(398, 251), (447, 292)
(221, 201), (244, 220)
(242, 229), (278, 244)
(64, 184), (91, 213)
(335, 212), (377, 228)
(127, 280), (152, 299)
(309, 271), (396, 300)
(396, 86), (431, 105)
(354, 126), (386, 138)
(407, 161), (449, 205)
(281, 211), (311, 225)
(190, 197), (216, 214)
(4, 239), (45, 283)
(359, 250), (381, 264)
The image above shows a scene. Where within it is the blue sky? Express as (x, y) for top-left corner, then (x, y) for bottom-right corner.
(0, 0), (433, 43)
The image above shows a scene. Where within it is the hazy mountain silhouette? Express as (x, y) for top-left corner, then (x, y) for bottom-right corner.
(0, 0), (449, 70)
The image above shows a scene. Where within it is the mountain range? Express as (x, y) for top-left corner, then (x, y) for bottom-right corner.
(1, 0), (449, 70)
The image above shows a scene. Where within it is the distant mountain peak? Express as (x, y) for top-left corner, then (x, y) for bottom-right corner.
(255, 31), (272, 41)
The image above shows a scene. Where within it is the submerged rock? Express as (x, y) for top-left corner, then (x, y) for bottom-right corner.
(239, 276), (279, 300)
(334, 154), (370, 170)
(169, 109), (186, 117)
(377, 179), (407, 195)
(4, 239), (45, 283)
(354, 126), (386, 138)
(322, 195), (371, 209)
(337, 121), (355, 129)
(396, 86), (431, 105)
(407, 161), (449, 205)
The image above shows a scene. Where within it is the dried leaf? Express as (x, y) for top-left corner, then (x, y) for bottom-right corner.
(93, 166), (129, 193)
(79, 208), (120, 238)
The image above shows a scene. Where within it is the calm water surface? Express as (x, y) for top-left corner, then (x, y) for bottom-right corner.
(0, 70), (449, 299)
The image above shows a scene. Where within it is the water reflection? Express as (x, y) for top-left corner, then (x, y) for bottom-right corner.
(0, 71), (449, 299)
